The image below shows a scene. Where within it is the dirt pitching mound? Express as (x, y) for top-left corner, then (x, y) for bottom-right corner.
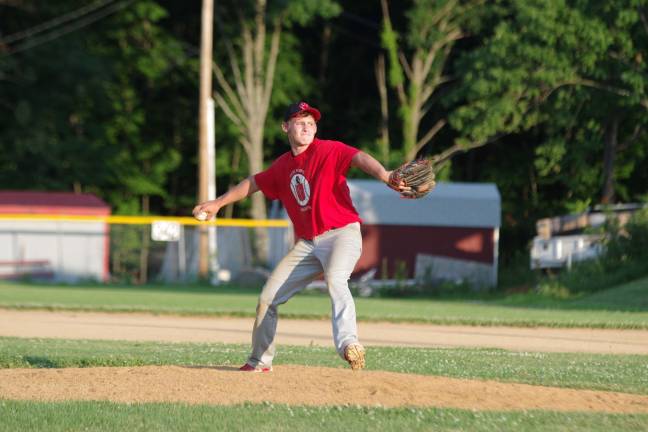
(2, 365), (648, 413)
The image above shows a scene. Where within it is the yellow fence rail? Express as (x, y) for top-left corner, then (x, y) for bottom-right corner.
(0, 214), (290, 228)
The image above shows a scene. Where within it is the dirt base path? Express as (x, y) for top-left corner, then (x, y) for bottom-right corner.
(2, 365), (648, 413)
(2, 309), (648, 354)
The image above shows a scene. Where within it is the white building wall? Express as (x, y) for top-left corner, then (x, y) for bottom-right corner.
(0, 220), (107, 282)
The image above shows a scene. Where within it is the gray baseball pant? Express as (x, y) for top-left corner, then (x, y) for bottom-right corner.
(245, 222), (363, 368)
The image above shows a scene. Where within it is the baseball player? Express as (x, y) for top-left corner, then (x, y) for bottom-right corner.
(193, 101), (408, 372)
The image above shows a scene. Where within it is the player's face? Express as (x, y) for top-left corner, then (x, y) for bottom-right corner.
(284, 114), (317, 147)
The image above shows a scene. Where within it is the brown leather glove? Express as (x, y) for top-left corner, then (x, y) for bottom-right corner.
(387, 159), (436, 199)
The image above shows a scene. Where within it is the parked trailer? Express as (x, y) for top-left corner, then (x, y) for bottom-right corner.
(530, 234), (603, 270)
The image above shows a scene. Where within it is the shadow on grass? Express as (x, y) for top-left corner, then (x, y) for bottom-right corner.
(490, 281), (648, 312)
(182, 365), (240, 372)
(1, 281), (262, 295)
(23, 356), (59, 368)
(362, 280), (648, 313)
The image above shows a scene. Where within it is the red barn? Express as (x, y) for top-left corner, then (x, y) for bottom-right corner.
(347, 180), (501, 288)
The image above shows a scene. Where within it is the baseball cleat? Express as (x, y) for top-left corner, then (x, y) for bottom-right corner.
(344, 343), (366, 371)
(239, 363), (272, 373)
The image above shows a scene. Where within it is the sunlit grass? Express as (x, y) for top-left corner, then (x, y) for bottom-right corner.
(1, 400), (647, 432)
(2, 280), (648, 329)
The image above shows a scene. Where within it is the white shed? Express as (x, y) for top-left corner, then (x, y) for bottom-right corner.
(0, 191), (111, 282)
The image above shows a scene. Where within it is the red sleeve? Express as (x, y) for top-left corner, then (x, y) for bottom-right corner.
(254, 163), (279, 200)
(333, 141), (360, 174)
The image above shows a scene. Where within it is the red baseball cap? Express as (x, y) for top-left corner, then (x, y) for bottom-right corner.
(283, 101), (321, 122)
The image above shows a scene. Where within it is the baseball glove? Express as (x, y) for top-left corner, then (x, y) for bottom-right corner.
(387, 158), (436, 199)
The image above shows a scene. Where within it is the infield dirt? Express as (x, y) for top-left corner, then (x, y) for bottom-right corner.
(2, 365), (648, 413)
(2, 309), (648, 354)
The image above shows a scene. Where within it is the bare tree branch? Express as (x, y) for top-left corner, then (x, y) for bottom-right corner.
(213, 11), (248, 104)
(213, 92), (241, 127)
(242, 22), (254, 115)
(419, 84), (435, 111)
(618, 124), (643, 152)
(253, 0), (266, 112)
(430, 0), (459, 28)
(543, 78), (648, 109)
(433, 133), (504, 169)
(375, 54), (390, 164)
(213, 93), (250, 157)
(399, 51), (413, 80)
(262, 18), (281, 116)
(415, 0), (456, 44)
(408, 119), (447, 160)
(239, 137), (253, 157)
(224, 41), (248, 105)
(419, 1), (472, 80)
(420, 45), (453, 110)
(212, 62), (247, 122)
(420, 79), (454, 120)
(420, 48), (438, 83)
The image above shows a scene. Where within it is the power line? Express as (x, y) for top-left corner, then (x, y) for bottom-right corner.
(0, 0), (117, 45)
(3, 0), (134, 56)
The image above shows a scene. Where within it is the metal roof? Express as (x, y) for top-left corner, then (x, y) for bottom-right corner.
(347, 180), (501, 228)
(0, 191), (110, 215)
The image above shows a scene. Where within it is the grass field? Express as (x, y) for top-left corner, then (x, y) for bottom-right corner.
(1, 276), (648, 328)
(2, 277), (648, 431)
(2, 400), (648, 432)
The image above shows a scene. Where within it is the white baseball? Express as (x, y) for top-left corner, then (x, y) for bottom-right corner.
(196, 211), (209, 221)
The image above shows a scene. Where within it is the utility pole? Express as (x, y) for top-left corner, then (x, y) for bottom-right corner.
(198, 0), (214, 279)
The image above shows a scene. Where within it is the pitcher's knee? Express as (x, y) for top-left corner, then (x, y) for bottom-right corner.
(325, 270), (351, 284)
(325, 272), (352, 290)
(256, 301), (277, 320)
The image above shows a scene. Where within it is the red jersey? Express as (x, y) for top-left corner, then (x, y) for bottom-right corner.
(254, 138), (362, 240)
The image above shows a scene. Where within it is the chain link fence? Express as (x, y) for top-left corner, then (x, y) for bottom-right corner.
(0, 215), (292, 284)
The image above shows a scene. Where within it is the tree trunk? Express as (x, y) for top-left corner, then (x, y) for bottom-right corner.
(139, 194), (150, 284)
(404, 60), (423, 158)
(212, 0), (282, 268)
(248, 136), (268, 264)
(375, 54), (390, 165)
(224, 145), (241, 219)
(601, 117), (619, 205)
(318, 24), (332, 87)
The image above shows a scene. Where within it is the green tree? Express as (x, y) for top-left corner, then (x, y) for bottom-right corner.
(452, 0), (648, 206)
(99, 1), (186, 215)
(0, 1), (192, 215)
(0, 2), (117, 193)
(379, 0), (491, 164)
